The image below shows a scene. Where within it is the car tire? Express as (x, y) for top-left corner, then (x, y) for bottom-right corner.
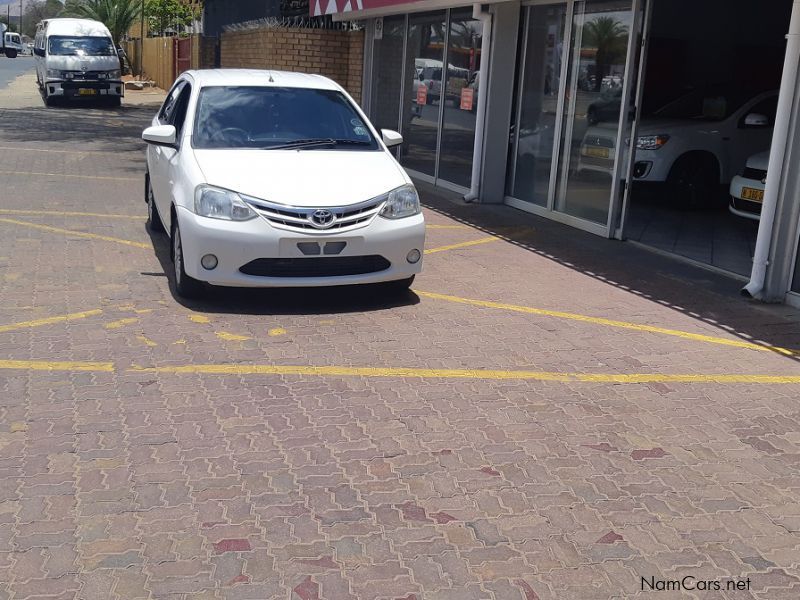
(145, 175), (164, 233)
(172, 219), (204, 299)
(666, 154), (720, 209)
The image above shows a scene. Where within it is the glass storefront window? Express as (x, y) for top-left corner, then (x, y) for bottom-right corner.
(438, 10), (483, 188)
(370, 16), (406, 133)
(401, 11), (447, 178)
(508, 5), (568, 206)
(554, 0), (633, 225)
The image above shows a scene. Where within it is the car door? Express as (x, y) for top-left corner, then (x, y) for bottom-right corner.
(729, 94), (778, 180)
(149, 80), (185, 222)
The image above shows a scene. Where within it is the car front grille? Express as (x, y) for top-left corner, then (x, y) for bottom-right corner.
(64, 71), (109, 80)
(244, 195), (385, 233)
(239, 256), (392, 278)
(742, 167), (767, 181)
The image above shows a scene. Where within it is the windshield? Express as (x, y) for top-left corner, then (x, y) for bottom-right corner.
(193, 86), (379, 151)
(654, 89), (755, 121)
(48, 36), (116, 57)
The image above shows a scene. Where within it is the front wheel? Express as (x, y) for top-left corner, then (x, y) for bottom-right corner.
(107, 96), (121, 108)
(145, 175), (164, 233)
(666, 155), (720, 209)
(172, 220), (204, 299)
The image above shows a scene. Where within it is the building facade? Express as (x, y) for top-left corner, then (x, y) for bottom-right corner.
(317, 0), (800, 307)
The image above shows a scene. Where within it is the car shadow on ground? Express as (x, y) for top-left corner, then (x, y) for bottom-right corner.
(144, 225), (421, 316)
(416, 181), (800, 363)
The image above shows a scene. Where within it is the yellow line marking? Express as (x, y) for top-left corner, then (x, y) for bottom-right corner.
(417, 290), (797, 356)
(426, 224), (470, 230)
(129, 364), (800, 384)
(137, 335), (158, 347)
(0, 218), (150, 249)
(189, 315), (210, 324)
(0, 209), (145, 220)
(0, 309), (103, 334)
(0, 145), (128, 157)
(104, 318), (139, 330)
(216, 332), (251, 342)
(0, 359), (797, 384)
(425, 236), (500, 255)
(0, 360), (114, 372)
(0, 170), (137, 182)
(268, 328), (287, 337)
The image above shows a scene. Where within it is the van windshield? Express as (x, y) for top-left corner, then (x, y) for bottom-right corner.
(48, 36), (115, 57)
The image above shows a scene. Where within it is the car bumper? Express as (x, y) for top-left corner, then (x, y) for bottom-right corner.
(45, 80), (124, 98)
(627, 148), (672, 182)
(176, 206), (426, 288)
(728, 175), (763, 221)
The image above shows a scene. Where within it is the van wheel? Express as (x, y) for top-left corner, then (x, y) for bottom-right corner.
(172, 220), (204, 299)
(44, 93), (57, 107)
(145, 175), (164, 233)
(107, 96), (121, 108)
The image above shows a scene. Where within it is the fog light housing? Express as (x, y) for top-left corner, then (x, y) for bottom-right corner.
(406, 249), (421, 264)
(201, 254), (218, 270)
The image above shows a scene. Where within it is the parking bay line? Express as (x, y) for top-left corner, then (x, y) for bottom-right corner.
(425, 236), (500, 255)
(0, 218), (150, 249)
(416, 290), (797, 356)
(0, 170), (138, 182)
(0, 209), (145, 220)
(0, 359), (799, 383)
(0, 309), (103, 334)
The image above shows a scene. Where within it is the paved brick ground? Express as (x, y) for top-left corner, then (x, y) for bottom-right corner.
(1, 74), (800, 600)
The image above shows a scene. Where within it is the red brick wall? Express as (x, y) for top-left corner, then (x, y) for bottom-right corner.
(220, 28), (365, 104)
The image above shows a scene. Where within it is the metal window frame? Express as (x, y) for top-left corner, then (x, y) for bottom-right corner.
(508, 6), (532, 197)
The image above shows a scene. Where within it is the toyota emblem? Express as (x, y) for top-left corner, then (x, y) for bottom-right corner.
(310, 209), (336, 229)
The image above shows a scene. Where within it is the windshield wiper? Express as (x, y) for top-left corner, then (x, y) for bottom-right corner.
(262, 138), (372, 150)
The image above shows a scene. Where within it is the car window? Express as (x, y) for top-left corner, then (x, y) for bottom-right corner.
(192, 86), (379, 151)
(171, 84), (192, 138)
(159, 81), (185, 125)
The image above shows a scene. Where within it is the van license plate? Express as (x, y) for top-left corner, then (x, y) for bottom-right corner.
(78, 88), (97, 96)
(741, 187), (764, 203)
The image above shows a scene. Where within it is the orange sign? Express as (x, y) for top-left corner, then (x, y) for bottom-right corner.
(460, 87), (474, 111)
(416, 85), (427, 106)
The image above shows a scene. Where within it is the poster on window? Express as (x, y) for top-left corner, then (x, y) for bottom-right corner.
(460, 87), (474, 111)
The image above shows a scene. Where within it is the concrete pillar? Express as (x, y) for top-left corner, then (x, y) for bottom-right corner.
(478, 1), (520, 204)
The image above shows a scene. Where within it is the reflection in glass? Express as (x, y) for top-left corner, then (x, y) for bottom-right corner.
(555, 0), (632, 225)
(401, 12), (446, 177)
(438, 10), (482, 187)
(370, 16), (406, 133)
(509, 5), (567, 206)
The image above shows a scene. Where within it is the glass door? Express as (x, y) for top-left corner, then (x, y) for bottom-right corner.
(506, 0), (642, 237)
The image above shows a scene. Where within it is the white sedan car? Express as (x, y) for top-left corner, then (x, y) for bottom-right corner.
(729, 150), (768, 220)
(143, 70), (425, 298)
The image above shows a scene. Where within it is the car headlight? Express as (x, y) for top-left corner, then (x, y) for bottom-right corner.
(636, 135), (670, 150)
(46, 69), (63, 79)
(379, 185), (421, 219)
(194, 185), (256, 221)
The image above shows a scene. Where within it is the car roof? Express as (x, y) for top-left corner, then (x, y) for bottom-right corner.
(183, 69), (343, 92)
(43, 18), (112, 38)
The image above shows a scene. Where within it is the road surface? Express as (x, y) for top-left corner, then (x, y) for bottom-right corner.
(0, 54), (34, 89)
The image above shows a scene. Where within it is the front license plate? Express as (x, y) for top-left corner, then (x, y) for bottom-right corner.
(78, 88), (97, 96)
(741, 187), (764, 203)
(584, 146), (609, 159)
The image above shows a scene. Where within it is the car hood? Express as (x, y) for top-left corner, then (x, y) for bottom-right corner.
(637, 118), (728, 135)
(45, 55), (119, 71)
(193, 149), (409, 208)
(745, 150), (770, 170)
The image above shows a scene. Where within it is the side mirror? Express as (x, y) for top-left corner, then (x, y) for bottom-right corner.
(744, 113), (769, 128)
(381, 129), (403, 148)
(142, 125), (177, 148)
(34, 47), (45, 57)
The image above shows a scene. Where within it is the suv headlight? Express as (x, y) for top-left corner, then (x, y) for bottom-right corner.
(636, 135), (670, 150)
(194, 185), (256, 221)
(379, 185), (421, 219)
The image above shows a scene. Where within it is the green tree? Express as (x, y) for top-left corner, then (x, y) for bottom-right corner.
(62, 0), (143, 43)
(146, 0), (192, 37)
(22, 0), (64, 37)
(583, 16), (628, 91)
